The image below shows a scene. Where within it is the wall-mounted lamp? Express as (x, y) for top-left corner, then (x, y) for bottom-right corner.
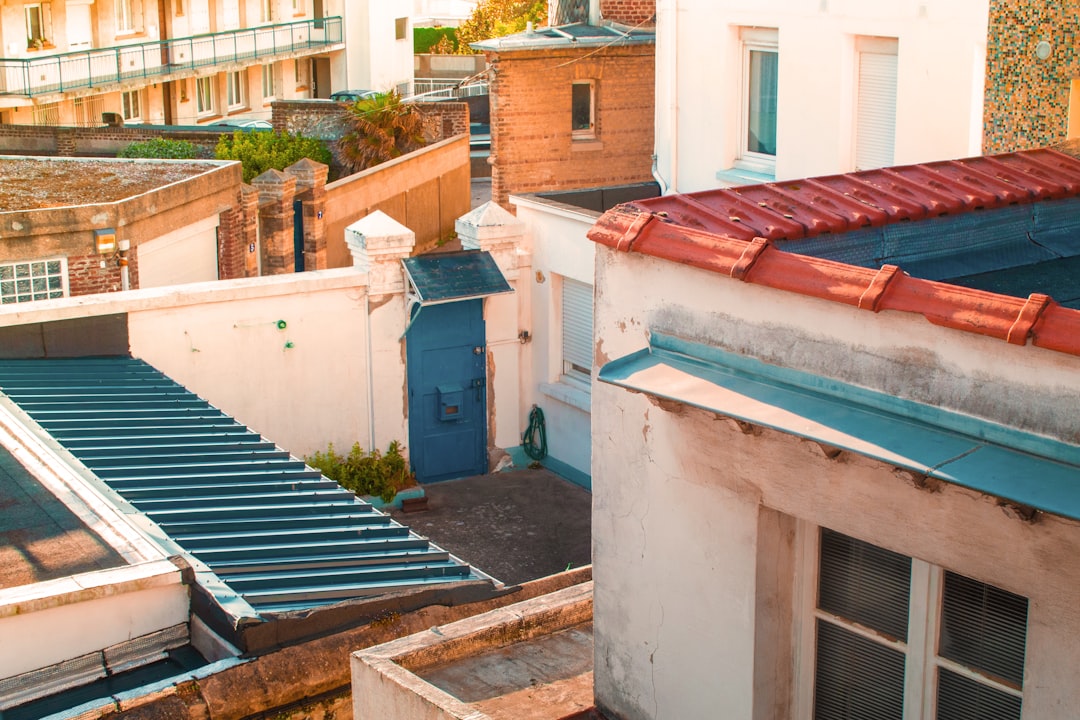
(94, 228), (117, 254)
(1036, 40), (1052, 61)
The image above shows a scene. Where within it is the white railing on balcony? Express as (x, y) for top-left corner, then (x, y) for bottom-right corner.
(404, 78), (489, 101)
(0, 17), (342, 97)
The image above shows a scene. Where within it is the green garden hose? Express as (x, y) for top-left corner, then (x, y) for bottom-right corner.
(523, 404), (548, 461)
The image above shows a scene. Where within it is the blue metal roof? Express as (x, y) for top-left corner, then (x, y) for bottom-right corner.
(402, 250), (513, 305)
(598, 334), (1080, 521)
(0, 357), (492, 615)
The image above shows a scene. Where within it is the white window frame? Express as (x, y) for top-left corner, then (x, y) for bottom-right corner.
(854, 36), (899, 171)
(261, 64), (275, 101)
(226, 70), (246, 109)
(795, 524), (1028, 719)
(560, 276), (593, 388)
(571, 80), (596, 140)
(0, 258), (68, 304)
(115, 0), (141, 34)
(25, 3), (52, 48)
(737, 27), (778, 175)
(195, 75), (215, 116)
(121, 89), (143, 122)
(260, 0), (274, 24)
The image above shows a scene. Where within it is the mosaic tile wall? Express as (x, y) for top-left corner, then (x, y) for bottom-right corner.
(983, 0), (1080, 153)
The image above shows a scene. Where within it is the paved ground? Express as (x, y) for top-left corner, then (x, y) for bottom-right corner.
(471, 177), (492, 209)
(390, 467), (592, 586)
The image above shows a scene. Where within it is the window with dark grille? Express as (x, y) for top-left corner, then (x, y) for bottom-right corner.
(811, 528), (1027, 719)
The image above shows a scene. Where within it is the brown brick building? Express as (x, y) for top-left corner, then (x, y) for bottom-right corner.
(474, 13), (656, 208)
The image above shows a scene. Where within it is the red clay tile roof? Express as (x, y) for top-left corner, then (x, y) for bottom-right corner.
(587, 148), (1080, 357)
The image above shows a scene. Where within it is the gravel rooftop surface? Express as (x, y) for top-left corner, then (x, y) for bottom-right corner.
(0, 158), (215, 211)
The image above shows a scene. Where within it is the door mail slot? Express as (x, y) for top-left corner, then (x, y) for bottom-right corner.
(437, 384), (464, 421)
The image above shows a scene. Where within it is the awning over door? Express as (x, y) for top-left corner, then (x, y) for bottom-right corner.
(402, 250), (513, 308)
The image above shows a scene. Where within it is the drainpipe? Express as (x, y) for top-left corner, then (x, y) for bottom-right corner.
(117, 239), (130, 291)
(365, 291), (376, 452)
(589, 0), (601, 25)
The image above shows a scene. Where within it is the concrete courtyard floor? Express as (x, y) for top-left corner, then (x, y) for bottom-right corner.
(390, 467), (592, 586)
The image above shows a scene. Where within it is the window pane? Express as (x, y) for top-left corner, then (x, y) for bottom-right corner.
(46, 260), (60, 274)
(747, 49), (777, 155)
(819, 528), (912, 641)
(940, 572), (1027, 686)
(572, 84), (592, 132)
(815, 620), (905, 720)
(0, 265), (11, 280)
(937, 667), (1022, 720)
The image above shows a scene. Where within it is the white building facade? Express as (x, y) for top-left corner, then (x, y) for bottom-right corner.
(653, 0), (991, 192)
(0, 0), (413, 127)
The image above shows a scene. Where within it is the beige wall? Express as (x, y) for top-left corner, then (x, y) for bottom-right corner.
(324, 135), (470, 267)
(591, 245), (1080, 719)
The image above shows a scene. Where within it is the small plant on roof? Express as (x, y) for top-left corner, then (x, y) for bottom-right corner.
(306, 440), (416, 503)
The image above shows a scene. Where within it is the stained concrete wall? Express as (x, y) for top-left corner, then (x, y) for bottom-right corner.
(590, 243), (1080, 719)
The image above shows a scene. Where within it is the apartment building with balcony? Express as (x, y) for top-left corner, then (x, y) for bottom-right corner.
(0, 0), (414, 128)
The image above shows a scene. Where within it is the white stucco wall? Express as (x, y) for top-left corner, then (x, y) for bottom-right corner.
(591, 245), (1080, 719)
(334, 0), (414, 93)
(513, 196), (597, 481)
(654, 0), (990, 193)
(0, 561), (188, 679)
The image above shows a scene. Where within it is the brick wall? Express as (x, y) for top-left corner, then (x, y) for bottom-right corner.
(272, 99), (470, 177)
(485, 44), (655, 208)
(601, 0), (656, 26)
(67, 253), (123, 296)
(216, 188), (249, 281)
(0, 125), (224, 158)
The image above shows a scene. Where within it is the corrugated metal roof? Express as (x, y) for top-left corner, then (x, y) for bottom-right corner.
(0, 357), (491, 615)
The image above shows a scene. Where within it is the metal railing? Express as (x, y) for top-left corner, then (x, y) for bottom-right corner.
(0, 17), (342, 98)
(405, 78), (489, 101)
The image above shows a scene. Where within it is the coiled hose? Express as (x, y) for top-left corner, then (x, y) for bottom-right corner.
(523, 404), (548, 461)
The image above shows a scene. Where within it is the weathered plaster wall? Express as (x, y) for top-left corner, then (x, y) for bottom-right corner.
(983, 0), (1080, 152)
(591, 244), (1080, 719)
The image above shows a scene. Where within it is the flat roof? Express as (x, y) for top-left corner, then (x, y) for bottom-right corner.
(471, 21), (654, 52)
(0, 444), (127, 588)
(0, 157), (226, 212)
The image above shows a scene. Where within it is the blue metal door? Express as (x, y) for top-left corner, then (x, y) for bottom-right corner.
(406, 300), (487, 483)
(292, 199), (305, 272)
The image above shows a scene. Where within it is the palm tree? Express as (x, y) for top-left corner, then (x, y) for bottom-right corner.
(338, 91), (425, 174)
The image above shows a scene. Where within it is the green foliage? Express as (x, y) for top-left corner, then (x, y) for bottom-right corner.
(306, 441), (416, 503)
(456, 0), (548, 52)
(214, 130), (331, 183)
(338, 91), (425, 174)
(117, 137), (199, 160)
(414, 26), (458, 53)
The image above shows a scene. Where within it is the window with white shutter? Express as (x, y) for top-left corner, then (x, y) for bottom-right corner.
(810, 528), (1027, 719)
(560, 277), (593, 384)
(855, 37), (898, 171)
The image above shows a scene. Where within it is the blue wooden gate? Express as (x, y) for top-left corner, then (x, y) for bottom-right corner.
(292, 199), (305, 272)
(406, 300), (487, 483)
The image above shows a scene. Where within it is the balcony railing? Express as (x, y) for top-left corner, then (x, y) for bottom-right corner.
(0, 17), (342, 98)
(403, 78), (489, 101)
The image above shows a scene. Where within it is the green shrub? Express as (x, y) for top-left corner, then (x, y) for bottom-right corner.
(214, 130), (331, 183)
(306, 441), (416, 503)
(414, 26), (458, 53)
(117, 137), (199, 159)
